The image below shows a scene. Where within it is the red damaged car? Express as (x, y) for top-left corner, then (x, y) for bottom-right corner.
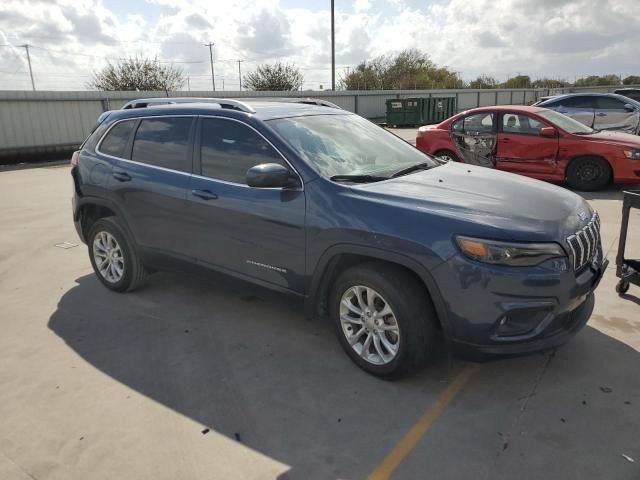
(416, 105), (640, 191)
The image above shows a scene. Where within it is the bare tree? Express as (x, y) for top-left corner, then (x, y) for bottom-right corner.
(88, 57), (185, 92)
(244, 62), (304, 91)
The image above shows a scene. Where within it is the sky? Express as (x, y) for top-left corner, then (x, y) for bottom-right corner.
(0, 0), (639, 91)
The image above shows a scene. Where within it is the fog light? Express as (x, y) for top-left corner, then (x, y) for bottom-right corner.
(495, 307), (552, 337)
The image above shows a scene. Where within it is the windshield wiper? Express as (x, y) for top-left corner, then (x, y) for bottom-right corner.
(330, 174), (389, 183)
(391, 162), (434, 178)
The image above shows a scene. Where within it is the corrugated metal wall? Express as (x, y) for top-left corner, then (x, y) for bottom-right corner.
(0, 85), (628, 157)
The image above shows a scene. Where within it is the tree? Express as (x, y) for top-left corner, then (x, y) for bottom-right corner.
(88, 57), (185, 92)
(244, 62), (304, 91)
(339, 49), (462, 90)
(574, 74), (621, 87)
(531, 78), (571, 88)
(623, 75), (640, 85)
(468, 75), (498, 89)
(501, 75), (532, 88)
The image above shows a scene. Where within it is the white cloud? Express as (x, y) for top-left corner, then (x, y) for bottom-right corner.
(0, 0), (639, 90)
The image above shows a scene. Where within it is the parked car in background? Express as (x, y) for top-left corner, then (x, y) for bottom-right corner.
(614, 88), (640, 102)
(535, 93), (640, 135)
(71, 99), (606, 378)
(532, 95), (557, 105)
(416, 105), (640, 190)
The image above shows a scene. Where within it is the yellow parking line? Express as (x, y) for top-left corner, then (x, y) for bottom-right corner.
(368, 364), (479, 480)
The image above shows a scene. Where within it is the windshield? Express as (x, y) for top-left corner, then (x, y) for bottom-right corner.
(267, 114), (438, 178)
(538, 109), (594, 134)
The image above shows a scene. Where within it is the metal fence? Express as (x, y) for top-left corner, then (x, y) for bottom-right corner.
(0, 85), (633, 160)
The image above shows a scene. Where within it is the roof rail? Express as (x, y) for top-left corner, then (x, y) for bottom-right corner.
(121, 97), (255, 113)
(281, 98), (342, 109)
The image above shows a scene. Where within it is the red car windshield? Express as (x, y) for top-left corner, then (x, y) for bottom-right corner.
(538, 110), (595, 135)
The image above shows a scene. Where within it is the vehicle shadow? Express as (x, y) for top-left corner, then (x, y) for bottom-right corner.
(47, 271), (457, 479)
(47, 272), (640, 479)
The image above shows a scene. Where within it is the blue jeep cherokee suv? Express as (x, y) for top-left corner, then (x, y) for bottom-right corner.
(71, 98), (606, 378)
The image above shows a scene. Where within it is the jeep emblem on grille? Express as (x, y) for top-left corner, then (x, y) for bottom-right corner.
(578, 211), (588, 221)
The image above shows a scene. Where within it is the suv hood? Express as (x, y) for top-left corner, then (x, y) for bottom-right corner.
(355, 162), (591, 241)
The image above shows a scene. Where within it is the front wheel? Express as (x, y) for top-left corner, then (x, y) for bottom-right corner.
(566, 156), (611, 191)
(433, 149), (459, 163)
(329, 262), (436, 379)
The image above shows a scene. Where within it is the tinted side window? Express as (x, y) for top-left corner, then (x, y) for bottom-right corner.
(561, 96), (595, 108)
(131, 117), (193, 172)
(99, 120), (136, 157)
(200, 118), (286, 184)
(596, 97), (625, 109)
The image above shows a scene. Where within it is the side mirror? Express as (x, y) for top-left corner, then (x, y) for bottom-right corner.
(246, 163), (298, 189)
(624, 103), (635, 112)
(540, 126), (557, 137)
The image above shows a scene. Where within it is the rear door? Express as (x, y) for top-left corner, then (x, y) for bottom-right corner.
(106, 115), (195, 254)
(449, 112), (497, 167)
(555, 96), (596, 128)
(594, 96), (640, 134)
(184, 116), (306, 292)
(495, 112), (558, 174)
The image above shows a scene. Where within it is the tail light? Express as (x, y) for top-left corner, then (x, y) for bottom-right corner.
(70, 150), (80, 167)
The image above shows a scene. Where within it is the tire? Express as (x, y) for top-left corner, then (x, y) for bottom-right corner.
(87, 217), (148, 292)
(329, 262), (436, 379)
(433, 149), (459, 162)
(616, 280), (630, 296)
(566, 156), (611, 191)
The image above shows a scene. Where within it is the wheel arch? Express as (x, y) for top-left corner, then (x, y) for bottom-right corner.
(305, 245), (452, 337)
(75, 196), (132, 243)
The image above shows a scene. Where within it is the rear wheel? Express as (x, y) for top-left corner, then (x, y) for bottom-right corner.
(329, 262), (436, 379)
(433, 149), (459, 162)
(566, 156), (611, 191)
(88, 217), (148, 292)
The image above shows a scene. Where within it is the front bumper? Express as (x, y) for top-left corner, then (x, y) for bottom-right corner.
(432, 253), (607, 357)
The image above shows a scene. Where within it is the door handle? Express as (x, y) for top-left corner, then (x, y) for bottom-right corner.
(596, 112), (607, 117)
(502, 137), (511, 142)
(112, 171), (131, 182)
(191, 189), (218, 200)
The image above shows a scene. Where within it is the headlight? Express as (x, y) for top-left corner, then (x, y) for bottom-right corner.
(456, 236), (566, 267)
(623, 149), (640, 159)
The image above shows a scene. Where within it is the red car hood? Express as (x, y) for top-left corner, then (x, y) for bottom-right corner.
(577, 130), (640, 148)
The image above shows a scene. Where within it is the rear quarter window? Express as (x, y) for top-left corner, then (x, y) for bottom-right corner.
(98, 120), (136, 158)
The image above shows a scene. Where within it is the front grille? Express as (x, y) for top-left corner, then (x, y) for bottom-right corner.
(566, 212), (601, 271)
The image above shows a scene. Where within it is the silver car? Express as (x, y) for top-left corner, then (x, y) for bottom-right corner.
(536, 93), (640, 135)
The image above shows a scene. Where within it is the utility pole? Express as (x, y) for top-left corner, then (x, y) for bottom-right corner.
(237, 60), (243, 91)
(331, 0), (335, 91)
(204, 42), (216, 91)
(21, 44), (35, 91)
(187, 76), (190, 91)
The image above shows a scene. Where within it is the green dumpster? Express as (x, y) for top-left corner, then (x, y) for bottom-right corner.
(386, 97), (456, 126)
(422, 97), (456, 124)
(385, 98), (422, 126)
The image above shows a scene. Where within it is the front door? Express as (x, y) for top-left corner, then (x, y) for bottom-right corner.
(556, 96), (596, 128)
(184, 116), (306, 293)
(496, 113), (558, 174)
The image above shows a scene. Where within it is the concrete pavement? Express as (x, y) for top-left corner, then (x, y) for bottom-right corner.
(0, 164), (639, 479)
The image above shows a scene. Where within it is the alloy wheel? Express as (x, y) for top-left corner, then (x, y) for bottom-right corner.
(92, 231), (125, 283)
(339, 285), (400, 365)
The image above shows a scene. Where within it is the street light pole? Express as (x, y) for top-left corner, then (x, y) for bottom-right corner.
(21, 44), (35, 91)
(204, 42), (216, 91)
(237, 60), (243, 91)
(331, 0), (335, 91)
